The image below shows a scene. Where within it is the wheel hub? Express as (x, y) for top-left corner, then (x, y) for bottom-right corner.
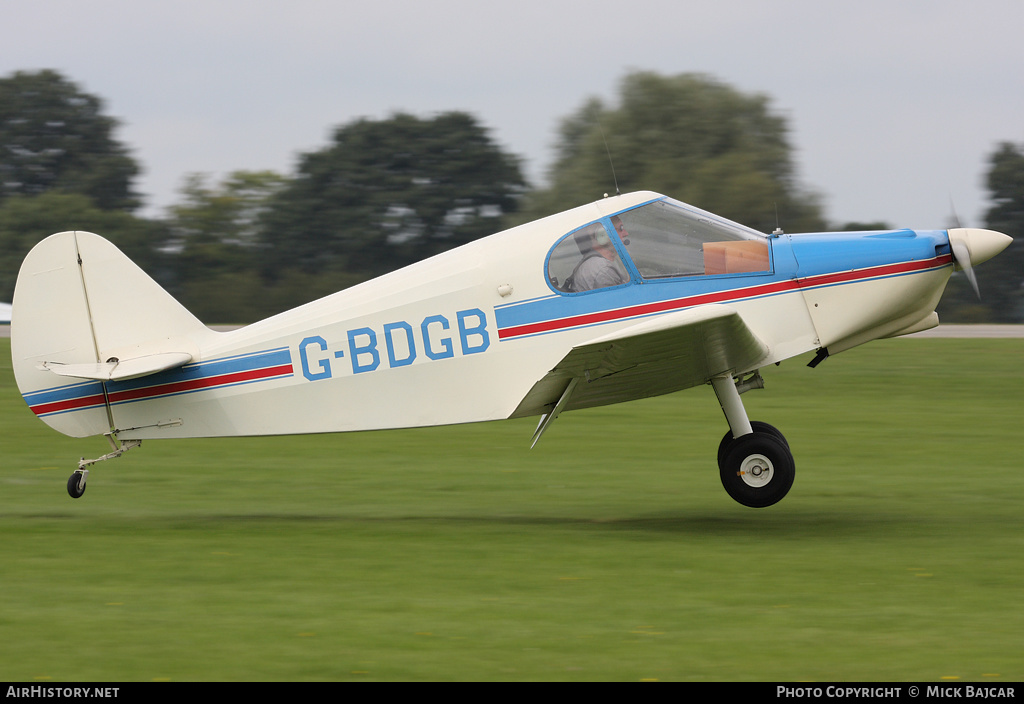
(738, 453), (774, 488)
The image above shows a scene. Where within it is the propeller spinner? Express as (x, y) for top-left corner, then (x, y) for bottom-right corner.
(947, 227), (1012, 297)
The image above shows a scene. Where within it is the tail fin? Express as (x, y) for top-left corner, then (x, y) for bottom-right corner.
(11, 231), (216, 437)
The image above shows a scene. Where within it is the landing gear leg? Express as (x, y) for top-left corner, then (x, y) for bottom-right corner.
(711, 373), (795, 508)
(711, 374), (752, 439)
(65, 432), (142, 499)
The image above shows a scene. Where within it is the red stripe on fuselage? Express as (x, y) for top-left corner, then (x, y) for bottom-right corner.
(30, 393), (107, 417)
(106, 364), (294, 405)
(498, 255), (952, 341)
(29, 364), (294, 417)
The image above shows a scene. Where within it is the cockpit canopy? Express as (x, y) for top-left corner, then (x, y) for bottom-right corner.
(547, 197), (771, 293)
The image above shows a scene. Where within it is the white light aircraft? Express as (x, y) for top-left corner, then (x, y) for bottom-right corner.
(10, 191), (1011, 506)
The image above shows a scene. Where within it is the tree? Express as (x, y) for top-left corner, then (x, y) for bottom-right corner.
(0, 192), (164, 302)
(0, 70), (140, 211)
(837, 221), (892, 232)
(937, 142), (1024, 323)
(162, 170), (288, 322)
(169, 171), (287, 249)
(981, 142), (1024, 321)
(525, 72), (825, 234)
(260, 112), (527, 284)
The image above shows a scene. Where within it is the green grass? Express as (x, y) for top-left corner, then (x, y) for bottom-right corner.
(2, 337), (1022, 681)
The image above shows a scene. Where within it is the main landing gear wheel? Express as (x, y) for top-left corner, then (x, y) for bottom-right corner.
(67, 471), (87, 499)
(716, 420), (788, 469)
(718, 431), (795, 508)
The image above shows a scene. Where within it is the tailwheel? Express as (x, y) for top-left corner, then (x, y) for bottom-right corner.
(67, 470), (88, 499)
(719, 431), (795, 508)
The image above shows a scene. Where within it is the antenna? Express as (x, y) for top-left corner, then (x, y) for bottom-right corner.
(597, 122), (620, 196)
(772, 202), (784, 235)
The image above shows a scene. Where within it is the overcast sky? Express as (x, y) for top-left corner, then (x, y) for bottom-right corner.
(3, 0), (1022, 230)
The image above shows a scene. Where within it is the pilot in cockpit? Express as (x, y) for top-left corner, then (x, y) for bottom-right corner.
(565, 224), (627, 292)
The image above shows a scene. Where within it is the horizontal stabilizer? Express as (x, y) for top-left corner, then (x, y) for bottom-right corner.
(40, 352), (194, 381)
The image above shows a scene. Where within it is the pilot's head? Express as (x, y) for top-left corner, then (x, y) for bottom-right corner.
(573, 224), (611, 254)
(610, 216), (630, 245)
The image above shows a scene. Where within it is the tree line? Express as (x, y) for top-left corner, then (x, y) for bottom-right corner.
(1, 69), (1020, 323)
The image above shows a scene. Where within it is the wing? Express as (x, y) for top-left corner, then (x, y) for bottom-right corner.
(512, 304), (770, 443)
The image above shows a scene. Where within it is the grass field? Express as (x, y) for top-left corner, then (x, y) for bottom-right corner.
(1, 337), (1022, 682)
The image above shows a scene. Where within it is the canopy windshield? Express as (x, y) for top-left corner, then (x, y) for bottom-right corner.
(614, 198), (770, 279)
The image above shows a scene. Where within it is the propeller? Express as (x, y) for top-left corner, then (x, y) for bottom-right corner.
(949, 235), (980, 297)
(946, 199), (979, 298)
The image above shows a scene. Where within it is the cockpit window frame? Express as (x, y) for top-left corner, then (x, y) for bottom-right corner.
(545, 197), (774, 296)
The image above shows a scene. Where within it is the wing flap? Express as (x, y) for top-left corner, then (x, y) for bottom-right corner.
(511, 304), (769, 419)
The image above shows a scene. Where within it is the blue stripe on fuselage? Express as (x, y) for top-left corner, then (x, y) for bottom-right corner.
(496, 229), (951, 339)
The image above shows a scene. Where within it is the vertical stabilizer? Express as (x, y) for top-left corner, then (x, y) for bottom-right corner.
(11, 231), (216, 437)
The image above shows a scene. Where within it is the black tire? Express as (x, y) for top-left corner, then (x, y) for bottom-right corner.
(67, 472), (86, 499)
(719, 431), (795, 508)
(717, 421), (788, 469)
